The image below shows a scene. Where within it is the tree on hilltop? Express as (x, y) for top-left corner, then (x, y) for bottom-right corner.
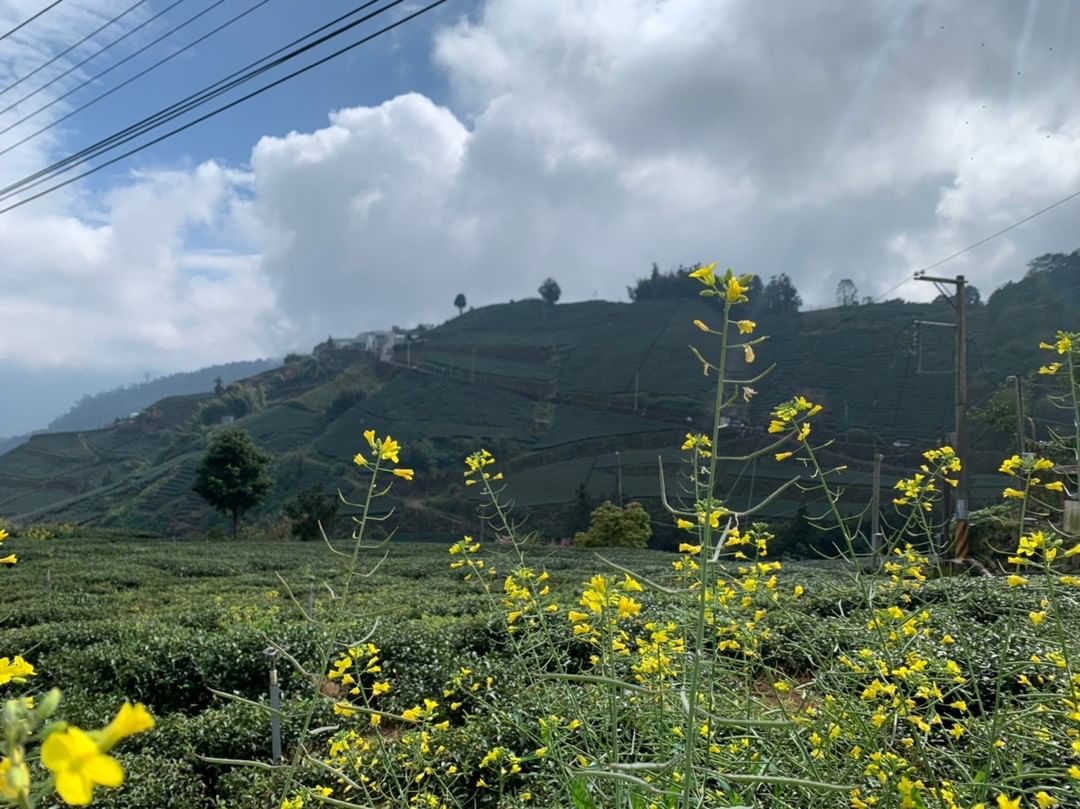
(193, 427), (273, 540)
(836, 278), (858, 307)
(763, 273), (802, 315)
(454, 293), (467, 316)
(538, 278), (561, 304)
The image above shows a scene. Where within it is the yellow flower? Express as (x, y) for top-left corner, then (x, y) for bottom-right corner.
(796, 423), (810, 442)
(363, 429), (377, 450)
(688, 262), (717, 286)
(352, 452), (368, 467)
(0, 755), (29, 803)
(1002, 487), (1025, 499)
(1039, 363), (1061, 375)
(0, 528), (6, 541)
(743, 344), (755, 364)
(726, 276), (747, 302)
(775, 451), (793, 462)
(333, 701), (357, 718)
(1055, 334), (1073, 354)
(676, 519), (695, 531)
(42, 727), (124, 806)
(379, 437), (401, 463)
(1006, 575), (1028, 587)
(617, 596), (641, 619)
(1029, 611), (1047, 626)
(1044, 480), (1064, 492)
(693, 319), (710, 332)
(691, 262), (717, 287)
(995, 795), (1020, 809)
(1035, 791), (1058, 808)
(0, 656), (35, 685)
(999, 455), (1022, 475)
(678, 543), (701, 555)
(736, 320), (756, 334)
(392, 468), (415, 481)
(0, 554), (16, 565)
(98, 703), (154, 751)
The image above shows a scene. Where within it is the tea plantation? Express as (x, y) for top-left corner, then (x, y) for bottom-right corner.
(3, 533), (1075, 808)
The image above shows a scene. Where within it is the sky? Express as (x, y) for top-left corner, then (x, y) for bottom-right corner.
(1, 0), (1079, 435)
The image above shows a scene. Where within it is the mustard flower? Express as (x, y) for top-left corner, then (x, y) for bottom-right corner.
(392, 468), (415, 481)
(693, 319), (710, 332)
(736, 319), (756, 334)
(42, 727), (125, 806)
(0, 755), (29, 803)
(98, 703), (155, 751)
(726, 276), (747, 302)
(688, 262), (717, 286)
(0, 656), (35, 685)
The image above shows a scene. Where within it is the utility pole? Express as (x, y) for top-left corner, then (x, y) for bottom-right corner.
(615, 451), (624, 507)
(1006, 375), (1026, 455)
(871, 452), (883, 560)
(915, 272), (969, 559)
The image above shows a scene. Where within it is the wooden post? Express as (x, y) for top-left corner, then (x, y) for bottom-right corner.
(871, 452), (883, 560)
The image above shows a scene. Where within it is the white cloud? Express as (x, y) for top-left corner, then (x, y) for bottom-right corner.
(6, 0), (1080, 433)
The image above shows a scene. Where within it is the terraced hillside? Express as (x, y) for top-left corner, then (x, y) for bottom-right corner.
(1, 255), (1076, 541)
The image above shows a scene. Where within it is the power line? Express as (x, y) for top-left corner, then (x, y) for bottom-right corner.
(0, 0), (451, 216)
(0, 0), (191, 119)
(916, 187), (1080, 276)
(871, 184), (1080, 303)
(0, 0), (153, 99)
(0, 0), (249, 145)
(0, 0), (66, 44)
(0, 0), (392, 202)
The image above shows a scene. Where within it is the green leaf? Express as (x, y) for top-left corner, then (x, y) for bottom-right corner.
(570, 777), (599, 809)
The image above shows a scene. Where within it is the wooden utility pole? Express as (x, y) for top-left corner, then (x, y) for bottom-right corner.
(871, 452), (883, 560)
(915, 272), (969, 559)
(615, 451), (624, 507)
(1006, 374), (1026, 455)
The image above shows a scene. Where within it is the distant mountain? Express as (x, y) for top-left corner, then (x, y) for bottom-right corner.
(0, 359), (280, 455)
(46, 359), (282, 433)
(0, 253), (1074, 541)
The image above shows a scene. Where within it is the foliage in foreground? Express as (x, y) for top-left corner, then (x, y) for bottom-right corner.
(255, 275), (1080, 809)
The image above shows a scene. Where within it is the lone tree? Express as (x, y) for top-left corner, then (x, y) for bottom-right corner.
(836, 278), (858, 307)
(284, 485), (340, 542)
(538, 277), (561, 304)
(193, 427), (273, 540)
(573, 501), (652, 548)
(454, 292), (467, 316)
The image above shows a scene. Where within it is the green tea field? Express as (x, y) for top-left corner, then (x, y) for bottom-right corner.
(3, 533), (1078, 808)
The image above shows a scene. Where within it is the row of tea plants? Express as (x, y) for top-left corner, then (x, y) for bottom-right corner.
(249, 271), (1080, 808)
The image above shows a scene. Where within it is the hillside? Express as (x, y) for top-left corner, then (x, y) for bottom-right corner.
(0, 358), (281, 456)
(0, 254), (1076, 544)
